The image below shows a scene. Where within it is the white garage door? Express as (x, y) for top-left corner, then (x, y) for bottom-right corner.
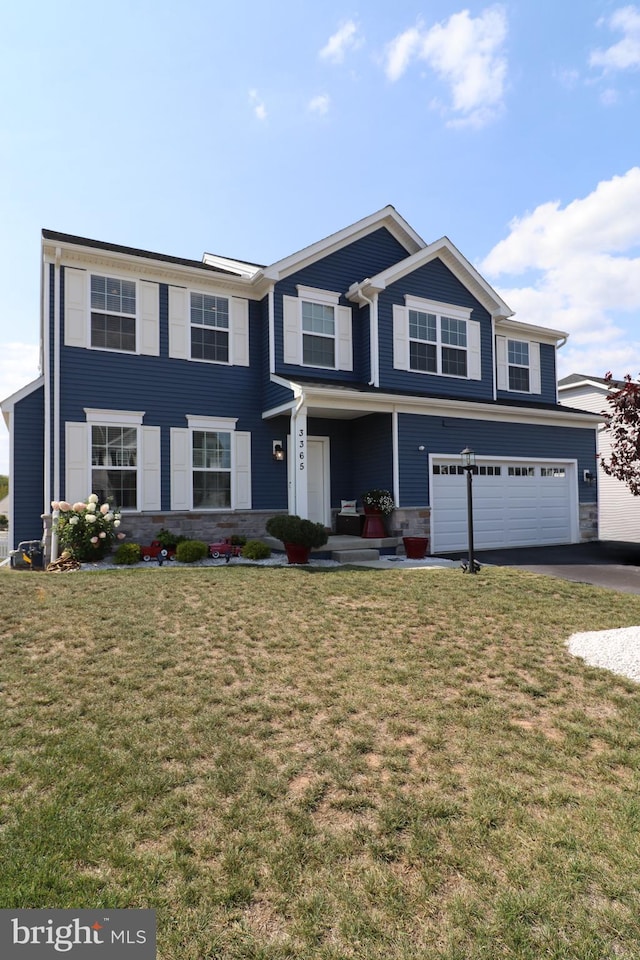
(430, 458), (576, 553)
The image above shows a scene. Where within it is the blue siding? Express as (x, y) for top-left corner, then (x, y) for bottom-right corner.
(379, 258), (494, 401)
(12, 385), (45, 547)
(275, 227), (410, 383)
(58, 281), (285, 511)
(496, 342), (558, 404)
(397, 412), (597, 507)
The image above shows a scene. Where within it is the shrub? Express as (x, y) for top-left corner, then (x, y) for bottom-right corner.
(175, 539), (208, 563)
(113, 543), (142, 565)
(241, 539), (271, 560)
(230, 535), (247, 546)
(265, 514), (328, 549)
(0, 514), (7, 530)
(156, 528), (187, 550)
(52, 494), (123, 561)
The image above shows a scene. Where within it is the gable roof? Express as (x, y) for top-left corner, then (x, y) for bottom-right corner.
(262, 205), (425, 281)
(348, 235), (514, 321)
(558, 373), (625, 392)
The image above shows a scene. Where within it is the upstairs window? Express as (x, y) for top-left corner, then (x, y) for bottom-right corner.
(91, 425), (137, 508)
(508, 339), (530, 392)
(190, 293), (229, 363)
(90, 276), (136, 352)
(302, 301), (335, 368)
(409, 310), (468, 377)
(192, 430), (232, 508)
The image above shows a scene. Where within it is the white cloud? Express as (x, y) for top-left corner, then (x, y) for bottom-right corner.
(0, 342), (40, 476)
(590, 5), (640, 72)
(308, 94), (330, 115)
(319, 21), (361, 63)
(385, 26), (422, 82)
(480, 168), (640, 379)
(248, 89), (267, 121)
(383, 6), (508, 128)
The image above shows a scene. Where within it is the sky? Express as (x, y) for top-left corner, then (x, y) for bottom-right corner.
(1, 0), (640, 474)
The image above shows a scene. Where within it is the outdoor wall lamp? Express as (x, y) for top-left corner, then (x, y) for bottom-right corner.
(460, 447), (478, 574)
(272, 441), (285, 462)
(418, 445), (425, 452)
(583, 469), (595, 485)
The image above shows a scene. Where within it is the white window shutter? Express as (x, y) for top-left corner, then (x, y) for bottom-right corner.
(141, 426), (161, 510)
(336, 305), (353, 371)
(231, 297), (250, 366)
(467, 320), (482, 381)
(170, 427), (191, 510)
(65, 422), (89, 503)
(139, 281), (160, 357)
(233, 431), (252, 509)
(283, 296), (301, 365)
(496, 335), (508, 390)
(168, 287), (189, 360)
(529, 341), (541, 394)
(393, 305), (409, 370)
(64, 268), (88, 348)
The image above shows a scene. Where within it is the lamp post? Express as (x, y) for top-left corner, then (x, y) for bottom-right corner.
(461, 447), (477, 574)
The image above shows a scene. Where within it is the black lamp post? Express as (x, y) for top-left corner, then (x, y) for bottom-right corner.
(461, 447), (477, 574)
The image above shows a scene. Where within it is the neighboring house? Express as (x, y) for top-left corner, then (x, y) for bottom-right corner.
(1, 206), (600, 556)
(559, 373), (640, 542)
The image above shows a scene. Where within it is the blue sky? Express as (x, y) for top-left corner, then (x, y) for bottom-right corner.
(2, 0), (640, 473)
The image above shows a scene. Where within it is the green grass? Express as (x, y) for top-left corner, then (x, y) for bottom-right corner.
(2, 564), (640, 959)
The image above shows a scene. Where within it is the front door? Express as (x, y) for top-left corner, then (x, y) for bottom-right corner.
(307, 437), (330, 526)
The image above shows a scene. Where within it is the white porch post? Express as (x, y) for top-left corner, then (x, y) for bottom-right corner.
(293, 406), (308, 519)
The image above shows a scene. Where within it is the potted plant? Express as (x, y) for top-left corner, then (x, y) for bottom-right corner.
(361, 489), (395, 538)
(265, 514), (328, 564)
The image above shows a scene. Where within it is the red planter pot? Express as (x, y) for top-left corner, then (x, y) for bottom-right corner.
(284, 542), (311, 564)
(362, 507), (387, 539)
(402, 536), (429, 559)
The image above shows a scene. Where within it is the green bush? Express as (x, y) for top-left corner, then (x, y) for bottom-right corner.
(265, 514), (328, 549)
(175, 539), (208, 563)
(230, 535), (247, 546)
(156, 528), (187, 550)
(113, 542), (142, 565)
(241, 539), (271, 560)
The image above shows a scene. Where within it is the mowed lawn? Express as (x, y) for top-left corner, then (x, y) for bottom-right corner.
(1, 564), (640, 959)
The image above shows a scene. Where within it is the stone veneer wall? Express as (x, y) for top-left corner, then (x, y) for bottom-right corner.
(579, 502), (598, 542)
(42, 510), (280, 563)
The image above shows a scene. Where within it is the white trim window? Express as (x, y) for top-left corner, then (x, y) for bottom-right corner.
(168, 287), (249, 365)
(496, 335), (541, 394)
(409, 309), (467, 377)
(393, 297), (481, 380)
(64, 409), (161, 511)
(190, 292), (230, 363)
(192, 429), (232, 508)
(91, 425), (138, 508)
(302, 300), (335, 368)
(282, 286), (353, 370)
(507, 339), (530, 392)
(170, 416), (252, 511)
(90, 275), (136, 352)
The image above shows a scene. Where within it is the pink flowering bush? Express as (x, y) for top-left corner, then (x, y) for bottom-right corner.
(51, 494), (123, 561)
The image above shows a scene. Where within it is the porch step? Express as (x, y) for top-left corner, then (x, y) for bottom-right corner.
(331, 548), (380, 563)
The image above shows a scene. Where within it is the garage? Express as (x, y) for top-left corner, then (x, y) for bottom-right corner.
(430, 457), (578, 553)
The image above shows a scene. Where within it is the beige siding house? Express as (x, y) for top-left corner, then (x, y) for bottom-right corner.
(559, 374), (640, 542)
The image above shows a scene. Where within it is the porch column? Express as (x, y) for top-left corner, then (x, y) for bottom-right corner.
(292, 406), (308, 519)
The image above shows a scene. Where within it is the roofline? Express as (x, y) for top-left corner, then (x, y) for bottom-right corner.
(262, 206), (425, 281)
(263, 378), (603, 427)
(496, 317), (568, 343)
(42, 229), (241, 277)
(348, 236), (514, 320)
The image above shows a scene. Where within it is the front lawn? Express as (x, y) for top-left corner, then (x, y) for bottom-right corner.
(1, 565), (640, 959)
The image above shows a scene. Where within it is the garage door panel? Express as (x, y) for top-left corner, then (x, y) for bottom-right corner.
(431, 459), (575, 552)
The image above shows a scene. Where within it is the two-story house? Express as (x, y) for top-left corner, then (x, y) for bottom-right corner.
(2, 206), (600, 557)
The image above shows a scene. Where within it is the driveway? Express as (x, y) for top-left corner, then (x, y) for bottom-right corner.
(438, 541), (640, 595)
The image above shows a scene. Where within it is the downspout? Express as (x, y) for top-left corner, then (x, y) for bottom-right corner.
(50, 248), (62, 562)
(555, 336), (568, 403)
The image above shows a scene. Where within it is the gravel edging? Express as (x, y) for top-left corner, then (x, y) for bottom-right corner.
(567, 627), (640, 684)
